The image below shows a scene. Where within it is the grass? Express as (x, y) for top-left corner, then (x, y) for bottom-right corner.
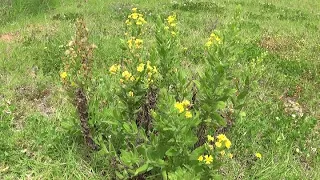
(1, 0), (319, 179)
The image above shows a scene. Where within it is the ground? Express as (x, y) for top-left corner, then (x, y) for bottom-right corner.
(0, 0), (319, 179)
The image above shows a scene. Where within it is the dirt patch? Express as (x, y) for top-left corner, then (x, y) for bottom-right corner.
(0, 32), (19, 43)
(15, 85), (55, 116)
(259, 34), (300, 54)
(12, 83), (56, 131)
(279, 86), (304, 118)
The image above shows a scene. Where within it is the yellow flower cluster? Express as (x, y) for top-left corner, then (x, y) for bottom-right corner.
(136, 61), (158, 84)
(207, 135), (214, 142)
(174, 100), (192, 118)
(198, 155), (213, 164)
(146, 61), (158, 84)
(164, 14), (177, 37)
(128, 91), (134, 97)
(166, 14), (176, 27)
(121, 70), (135, 82)
(126, 8), (147, 26)
(205, 32), (222, 47)
(137, 63), (145, 72)
(60, 71), (67, 79)
(109, 64), (121, 74)
(128, 37), (143, 49)
(215, 134), (231, 149)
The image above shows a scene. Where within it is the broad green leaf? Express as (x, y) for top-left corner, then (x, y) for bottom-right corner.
(115, 171), (125, 179)
(123, 122), (131, 133)
(189, 146), (205, 161)
(162, 170), (168, 180)
(165, 147), (179, 156)
(134, 163), (149, 176)
(211, 112), (227, 126)
(214, 101), (226, 109)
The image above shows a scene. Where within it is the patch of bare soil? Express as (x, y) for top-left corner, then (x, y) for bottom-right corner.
(12, 83), (56, 131)
(259, 34), (302, 58)
(0, 32), (19, 43)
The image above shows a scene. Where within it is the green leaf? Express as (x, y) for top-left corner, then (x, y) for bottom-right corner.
(123, 122), (131, 133)
(162, 170), (168, 180)
(214, 101), (226, 109)
(155, 159), (167, 167)
(193, 80), (201, 89)
(134, 163), (149, 176)
(115, 171), (125, 179)
(211, 112), (226, 126)
(102, 120), (119, 126)
(239, 111), (246, 117)
(189, 146), (206, 161)
(165, 147), (179, 156)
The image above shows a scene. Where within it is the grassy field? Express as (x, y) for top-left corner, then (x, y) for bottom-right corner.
(1, 0), (319, 179)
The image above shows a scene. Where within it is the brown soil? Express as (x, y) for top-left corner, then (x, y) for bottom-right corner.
(0, 32), (18, 43)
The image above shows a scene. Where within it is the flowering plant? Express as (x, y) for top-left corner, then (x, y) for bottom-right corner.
(61, 8), (249, 179)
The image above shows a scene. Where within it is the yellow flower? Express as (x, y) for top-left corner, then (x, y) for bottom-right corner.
(204, 155), (213, 164)
(122, 71), (132, 80)
(207, 135), (214, 142)
(137, 63), (145, 72)
(135, 39), (143, 48)
(216, 36), (221, 44)
(182, 100), (190, 107)
(217, 134), (227, 141)
(128, 38), (134, 49)
(225, 139), (232, 149)
(109, 64), (120, 74)
(120, 79), (124, 83)
(174, 102), (184, 113)
(171, 31), (176, 36)
(60, 71), (67, 79)
(71, 81), (77, 87)
(215, 141), (222, 148)
(216, 134), (231, 149)
(125, 19), (132, 25)
(128, 91), (134, 97)
(198, 155), (204, 162)
(255, 152), (262, 159)
(169, 23), (176, 27)
(146, 61), (153, 71)
(220, 150), (226, 156)
(205, 40), (213, 47)
(167, 15), (176, 24)
(132, 7), (137, 12)
(185, 111), (192, 118)
(227, 153), (233, 159)
(130, 76), (135, 81)
(136, 17), (147, 25)
(152, 66), (158, 74)
(130, 12), (139, 20)
(209, 33), (222, 44)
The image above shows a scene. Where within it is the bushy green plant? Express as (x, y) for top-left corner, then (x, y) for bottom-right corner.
(61, 7), (251, 179)
(88, 8), (249, 179)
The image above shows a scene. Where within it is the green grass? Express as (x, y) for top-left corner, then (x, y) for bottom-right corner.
(1, 0), (319, 179)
